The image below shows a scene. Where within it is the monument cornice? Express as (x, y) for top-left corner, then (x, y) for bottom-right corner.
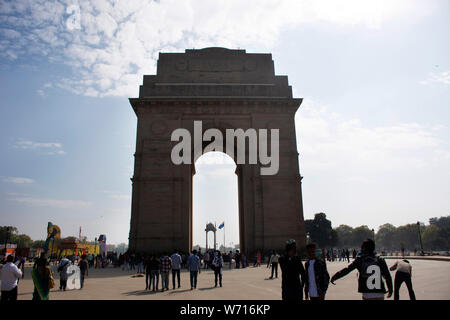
(129, 97), (302, 115)
(131, 176), (184, 183)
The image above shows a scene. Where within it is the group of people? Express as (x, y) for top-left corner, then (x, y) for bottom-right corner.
(0, 253), (54, 301)
(279, 238), (416, 301)
(325, 248), (357, 262)
(140, 249), (224, 291)
(1, 239), (417, 301)
(0, 253), (91, 301)
(55, 254), (89, 291)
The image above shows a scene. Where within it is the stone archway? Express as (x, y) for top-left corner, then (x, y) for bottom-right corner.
(128, 47), (306, 256)
(204, 222), (217, 251)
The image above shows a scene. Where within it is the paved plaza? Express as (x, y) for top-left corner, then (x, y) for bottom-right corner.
(4, 259), (449, 300)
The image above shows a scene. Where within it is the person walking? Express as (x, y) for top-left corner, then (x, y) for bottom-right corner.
(149, 255), (160, 291)
(235, 250), (241, 269)
(130, 253), (136, 271)
(256, 251), (261, 267)
(88, 254), (94, 268)
(390, 259), (416, 300)
(0, 255), (22, 301)
(94, 254), (101, 269)
(17, 256), (26, 279)
(304, 243), (330, 300)
(267, 250), (280, 279)
(203, 251), (210, 270)
(57, 257), (71, 291)
(211, 250), (224, 287)
(122, 253), (130, 271)
(78, 254), (89, 289)
(160, 253), (172, 291)
(136, 253), (144, 274)
(242, 253), (247, 268)
(32, 255), (54, 300)
(345, 249), (350, 263)
(171, 250), (182, 289)
(187, 250), (201, 290)
(331, 239), (393, 300)
(279, 239), (306, 301)
(144, 255), (151, 290)
(228, 251), (233, 269)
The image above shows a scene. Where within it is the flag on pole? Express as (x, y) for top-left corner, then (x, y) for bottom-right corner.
(218, 221), (225, 229)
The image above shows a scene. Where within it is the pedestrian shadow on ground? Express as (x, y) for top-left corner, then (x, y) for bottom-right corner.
(168, 288), (195, 294)
(123, 290), (159, 296)
(198, 287), (219, 291)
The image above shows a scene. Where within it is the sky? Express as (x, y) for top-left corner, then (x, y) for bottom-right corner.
(0, 0), (449, 246)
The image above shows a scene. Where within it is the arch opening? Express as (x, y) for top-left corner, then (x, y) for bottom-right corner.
(192, 151), (240, 254)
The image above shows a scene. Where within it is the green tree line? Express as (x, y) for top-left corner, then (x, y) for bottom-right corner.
(305, 213), (449, 251)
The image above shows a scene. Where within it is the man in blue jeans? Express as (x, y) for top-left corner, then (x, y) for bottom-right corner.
(187, 250), (201, 290)
(149, 255), (160, 291)
(160, 253), (171, 291)
(171, 250), (182, 289)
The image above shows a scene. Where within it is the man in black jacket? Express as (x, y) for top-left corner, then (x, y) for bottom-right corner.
(304, 243), (330, 300)
(279, 239), (306, 301)
(331, 239), (393, 300)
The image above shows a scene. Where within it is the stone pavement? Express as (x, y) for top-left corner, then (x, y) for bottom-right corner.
(5, 259), (449, 300)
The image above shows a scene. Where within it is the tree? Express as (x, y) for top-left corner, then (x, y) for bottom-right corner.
(422, 224), (449, 250)
(335, 225), (354, 247)
(429, 216), (450, 229)
(0, 226), (19, 243)
(305, 212), (338, 248)
(11, 234), (32, 248)
(32, 240), (46, 249)
(352, 225), (374, 248)
(394, 224), (420, 251)
(1, 226), (33, 248)
(375, 223), (397, 250)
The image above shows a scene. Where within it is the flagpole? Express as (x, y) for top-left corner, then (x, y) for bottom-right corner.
(224, 224), (225, 251)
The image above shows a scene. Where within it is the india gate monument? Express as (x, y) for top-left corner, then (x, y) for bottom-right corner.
(128, 47), (306, 255)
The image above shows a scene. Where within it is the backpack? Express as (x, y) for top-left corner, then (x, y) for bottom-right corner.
(360, 255), (382, 291)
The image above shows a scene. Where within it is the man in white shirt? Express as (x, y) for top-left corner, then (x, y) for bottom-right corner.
(267, 251), (280, 279)
(304, 243), (330, 300)
(390, 259), (416, 300)
(170, 251), (182, 289)
(1, 255), (23, 301)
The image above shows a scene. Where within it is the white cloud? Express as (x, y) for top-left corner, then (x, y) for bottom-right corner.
(3, 177), (34, 184)
(296, 98), (450, 175)
(13, 139), (65, 155)
(0, 0), (432, 97)
(100, 190), (131, 200)
(8, 196), (93, 208)
(420, 71), (450, 85)
(296, 98), (450, 227)
(109, 194), (131, 200)
(14, 139), (62, 149)
(44, 150), (66, 155)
